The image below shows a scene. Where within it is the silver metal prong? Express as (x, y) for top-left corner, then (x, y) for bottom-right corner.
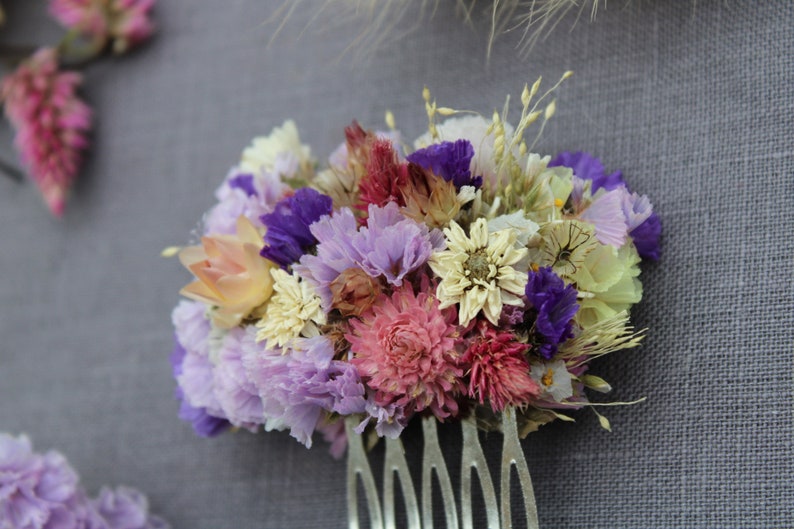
(346, 417), (384, 529)
(499, 408), (539, 529)
(421, 416), (459, 529)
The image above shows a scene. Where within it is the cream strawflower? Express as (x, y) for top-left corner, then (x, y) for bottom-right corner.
(256, 269), (326, 348)
(429, 218), (528, 326)
(240, 120), (312, 176)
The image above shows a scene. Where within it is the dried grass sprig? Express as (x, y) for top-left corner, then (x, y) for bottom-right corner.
(268, 0), (614, 60)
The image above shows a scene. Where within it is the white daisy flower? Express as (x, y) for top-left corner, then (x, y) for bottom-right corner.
(429, 218), (527, 327)
(530, 359), (574, 403)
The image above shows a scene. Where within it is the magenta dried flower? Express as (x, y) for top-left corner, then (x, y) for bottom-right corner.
(0, 48), (91, 217)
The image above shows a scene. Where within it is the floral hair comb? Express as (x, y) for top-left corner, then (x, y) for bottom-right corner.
(166, 75), (660, 527)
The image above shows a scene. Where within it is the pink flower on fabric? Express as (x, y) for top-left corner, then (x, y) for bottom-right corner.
(347, 282), (464, 421)
(49, 0), (156, 54)
(0, 48), (91, 217)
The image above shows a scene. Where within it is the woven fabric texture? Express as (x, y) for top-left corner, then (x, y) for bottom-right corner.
(0, 1), (791, 527)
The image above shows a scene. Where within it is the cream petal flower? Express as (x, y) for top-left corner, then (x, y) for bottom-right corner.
(530, 359), (574, 403)
(179, 216), (276, 329)
(240, 120), (312, 177)
(255, 269), (326, 349)
(429, 218), (528, 326)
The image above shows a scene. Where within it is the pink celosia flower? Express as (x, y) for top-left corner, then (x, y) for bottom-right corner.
(356, 138), (408, 213)
(49, 0), (156, 54)
(347, 281), (464, 420)
(0, 48), (91, 217)
(462, 321), (540, 412)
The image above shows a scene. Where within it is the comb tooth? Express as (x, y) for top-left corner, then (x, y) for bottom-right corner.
(421, 416), (459, 529)
(384, 436), (421, 529)
(499, 408), (540, 529)
(347, 411), (540, 529)
(345, 417), (384, 529)
(461, 416), (500, 529)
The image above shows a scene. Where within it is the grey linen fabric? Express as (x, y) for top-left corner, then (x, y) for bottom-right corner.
(0, 1), (792, 527)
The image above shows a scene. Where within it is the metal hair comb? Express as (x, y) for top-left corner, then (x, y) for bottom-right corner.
(346, 408), (539, 529)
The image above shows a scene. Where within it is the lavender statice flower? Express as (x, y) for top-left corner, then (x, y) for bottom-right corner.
(355, 398), (408, 439)
(212, 325), (265, 431)
(91, 486), (169, 529)
(550, 151), (661, 260)
(171, 301), (230, 437)
(524, 267), (579, 359)
(260, 188), (333, 268)
(295, 202), (444, 310)
(407, 139), (482, 189)
(204, 167), (289, 235)
(0, 434), (79, 529)
(0, 434), (169, 529)
(245, 336), (366, 447)
(170, 340), (230, 438)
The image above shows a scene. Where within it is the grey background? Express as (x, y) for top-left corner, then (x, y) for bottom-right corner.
(1, 1), (792, 527)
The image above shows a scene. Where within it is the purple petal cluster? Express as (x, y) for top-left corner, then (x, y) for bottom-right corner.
(227, 173), (257, 197)
(549, 151), (624, 192)
(212, 326), (266, 431)
(170, 301), (230, 437)
(204, 168), (289, 235)
(260, 188), (334, 268)
(90, 487), (170, 529)
(0, 434), (168, 529)
(295, 202), (444, 309)
(245, 336), (366, 447)
(170, 341), (230, 438)
(407, 139), (482, 189)
(550, 151), (661, 260)
(525, 267), (579, 359)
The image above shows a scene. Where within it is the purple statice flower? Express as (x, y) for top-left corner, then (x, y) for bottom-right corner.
(295, 202), (444, 310)
(91, 486), (170, 529)
(525, 267), (579, 359)
(549, 151), (625, 192)
(355, 398), (408, 439)
(260, 188), (333, 268)
(630, 211), (662, 260)
(407, 139), (482, 189)
(227, 173), (257, 197)
(212, 326), (265, 431)
(244, 336), (366, 448)
(204, 167), (290, 235)
(0, 434), (79, 529)
(171, 301), (230, 437)
(551, 151), (661, 260)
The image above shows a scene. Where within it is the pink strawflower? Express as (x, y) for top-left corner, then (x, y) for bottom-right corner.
(347, 281), (464, 420)
(1, 48), (91, 217)
(49, 0), (156, 54)
(462, 321), (540, 412)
